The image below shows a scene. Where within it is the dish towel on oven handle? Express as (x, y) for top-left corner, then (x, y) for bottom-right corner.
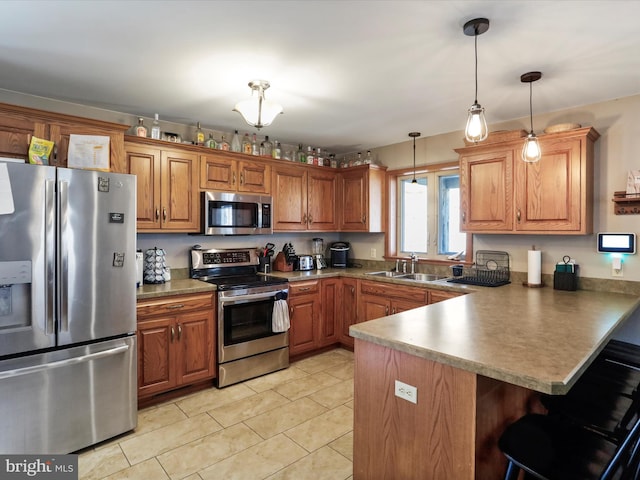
(272, 291), (290, 333)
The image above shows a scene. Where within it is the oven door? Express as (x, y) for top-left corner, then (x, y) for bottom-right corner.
(217, 286), (289, 364)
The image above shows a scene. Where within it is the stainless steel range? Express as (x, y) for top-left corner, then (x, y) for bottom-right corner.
(190, 246), (289, 387)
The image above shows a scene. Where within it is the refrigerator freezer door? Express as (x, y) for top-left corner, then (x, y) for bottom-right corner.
(0, 335), (137, 454)
(57, 168), (137, 345)
(0, 163), (57, 356)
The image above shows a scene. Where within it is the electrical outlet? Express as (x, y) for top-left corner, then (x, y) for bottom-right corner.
(394, 380), (417, 404)
(612, 257), (623, 277)
(370, 248), (376, 258)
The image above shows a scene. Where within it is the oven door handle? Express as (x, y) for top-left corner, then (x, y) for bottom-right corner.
(219, 291), (285, 305)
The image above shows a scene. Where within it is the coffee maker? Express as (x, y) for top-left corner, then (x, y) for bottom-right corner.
(312, 238), (328, 270)
(330, 242), (350, 268)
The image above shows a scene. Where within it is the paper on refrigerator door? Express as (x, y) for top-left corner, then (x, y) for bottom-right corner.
(0, 163), (14, 215)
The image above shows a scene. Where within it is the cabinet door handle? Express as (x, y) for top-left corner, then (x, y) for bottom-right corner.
(240, 172), (244, 185)
(155, 208), (160, 221)
(171, 326), (175, 342)
(162, 207), (167, 222)
(362, 214), (366, 224)
(232, 172), (236, 185)
(392, 307), (396, 314)
(165, 304), (184, 310)
(385, 306), (389, 315)
(517, 209), (521, 223)
(298, 287), (311, 292)
(302, 213), (307, 225)
(308, 214), (313, 225)
(177, 324), (182, 340)
(462, 211), (466, 224)
(350, 286), (355, 294)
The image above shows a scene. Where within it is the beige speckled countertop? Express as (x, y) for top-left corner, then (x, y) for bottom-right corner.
(136, 278), (216, 300)
(350, 282), (640, 394)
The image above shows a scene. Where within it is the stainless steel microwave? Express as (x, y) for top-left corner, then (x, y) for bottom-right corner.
(202, 192), (273, 235)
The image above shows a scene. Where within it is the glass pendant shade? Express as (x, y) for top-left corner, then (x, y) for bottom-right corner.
(233, 80), (283, 130)
(522, 133), (542, 163)
(465, 103), (488, 143)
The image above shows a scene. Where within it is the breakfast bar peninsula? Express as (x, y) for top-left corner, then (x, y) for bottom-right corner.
(349, 282), (640, 479)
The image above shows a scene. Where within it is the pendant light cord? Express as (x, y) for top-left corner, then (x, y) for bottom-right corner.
(474, 32), (479, 104)
(412, 136), (416, 183)
(528, 81), (534, 134)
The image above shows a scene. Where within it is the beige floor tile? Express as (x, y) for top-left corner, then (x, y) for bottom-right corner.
(285, 405), (354, 452)
(158, 423), (262, 479)
(265, 446), (352, 480)
(329, 431), (353, 461)
(176, 384), (256, 417)
(333, 349), (354, 360)
(134, 403), (188, 436)
(308, 379), (353, 409)
(198, 434), (307, 480)
(344, 400), (354, 409)
(208, 390), (291, 428)
(325, 361), (354, 381)
(102, 458), (170, 480)
(78, 444), (130, 480)
(293, 350), (352, 375)
(120, 413), (222, 465)
(244, 397), (327, 439)
(243, 366), (309, 393)
(274, 371), (341, 401)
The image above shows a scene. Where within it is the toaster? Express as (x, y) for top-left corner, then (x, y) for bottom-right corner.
(298, 255), (314, 271)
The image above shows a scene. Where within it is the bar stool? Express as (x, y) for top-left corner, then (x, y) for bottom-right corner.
(499, 413), (640, 480)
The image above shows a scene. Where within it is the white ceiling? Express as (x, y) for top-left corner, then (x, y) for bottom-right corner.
(1, 0), (639, 153)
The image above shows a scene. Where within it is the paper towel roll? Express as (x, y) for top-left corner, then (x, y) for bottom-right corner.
(527, 249), (542, 285)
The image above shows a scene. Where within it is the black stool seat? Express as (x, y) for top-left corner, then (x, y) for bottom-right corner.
(499, 414), (640, 480)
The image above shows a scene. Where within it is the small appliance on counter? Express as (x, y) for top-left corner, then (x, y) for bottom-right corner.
(298, 255), (314, 271)
(330, 242), (350, 268)
(312, 237), (328, 270)
(144, 247), (169, 284)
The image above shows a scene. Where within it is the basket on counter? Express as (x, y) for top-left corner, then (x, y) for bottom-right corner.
(448, 250), (510, 287)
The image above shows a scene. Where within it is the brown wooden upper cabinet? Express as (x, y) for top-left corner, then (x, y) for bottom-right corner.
(339, 164), (386, 232)
(272, 163), (339, 231)
(125, 138), (199, 232)
(200, 150), (270, 194)
(0, 102), (128, 171)
(457, 127), (599, 234)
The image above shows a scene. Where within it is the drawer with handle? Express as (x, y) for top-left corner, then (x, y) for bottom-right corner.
(136, 292), (214, 318)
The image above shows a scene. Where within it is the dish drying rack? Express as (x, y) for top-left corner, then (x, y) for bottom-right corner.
(448, 250), (510, 287)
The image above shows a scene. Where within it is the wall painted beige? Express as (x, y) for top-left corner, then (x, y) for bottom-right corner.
(1, 87), (638, 280)
(344, 94), (640, 281)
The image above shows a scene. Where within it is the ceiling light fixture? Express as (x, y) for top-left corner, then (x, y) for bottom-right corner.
(233, 80), (283, 130)
(521, 71), (542, 163)
(463, 18), (490, 144)
(408, 132), (421, 183)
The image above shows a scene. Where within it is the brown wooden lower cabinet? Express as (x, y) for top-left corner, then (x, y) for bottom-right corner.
(340, 277), (359, 348)
(136, 292), (215, 400)
(288, 280), (322, 356)
(358, 280), (428, 321)
(353, 339), (541, 480)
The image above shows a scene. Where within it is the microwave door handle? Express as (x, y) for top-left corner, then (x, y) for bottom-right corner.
(58, 179), (69, 333)
(44, 179), (56, 335)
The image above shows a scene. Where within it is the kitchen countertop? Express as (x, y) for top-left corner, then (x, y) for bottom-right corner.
(136, 278), (216, 300)
(350, 282), (640, 394)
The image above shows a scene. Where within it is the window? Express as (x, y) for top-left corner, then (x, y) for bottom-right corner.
(391, 163), (469, 261)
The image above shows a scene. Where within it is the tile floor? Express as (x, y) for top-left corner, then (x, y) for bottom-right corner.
(78, 348), (355, 480)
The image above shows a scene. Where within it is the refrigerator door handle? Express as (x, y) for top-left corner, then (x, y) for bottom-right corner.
(0, 344), (130, 380)
(59, 179), (69, 332)
(45, 179), (56, 335)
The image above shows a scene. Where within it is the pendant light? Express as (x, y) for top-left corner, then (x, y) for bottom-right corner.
(521, 71), (542, 163)
(233, 80), (283, 130)
(463, 18), (490, 143)
(409, 132), (421, 183)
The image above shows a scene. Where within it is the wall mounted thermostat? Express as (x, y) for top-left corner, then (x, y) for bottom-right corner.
(597, 232), (636, 254)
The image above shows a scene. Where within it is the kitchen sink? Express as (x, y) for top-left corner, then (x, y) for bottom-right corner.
(397, 273), (449, 282)
(365, 271), (405, 277)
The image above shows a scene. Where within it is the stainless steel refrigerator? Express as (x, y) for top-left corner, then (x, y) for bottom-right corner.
(0, 162), (137, 454)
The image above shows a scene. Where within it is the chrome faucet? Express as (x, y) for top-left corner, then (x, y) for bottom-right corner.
(395, 259), (400, 272)
(410, 253), (418, 274)
(402, 260), (407, 273)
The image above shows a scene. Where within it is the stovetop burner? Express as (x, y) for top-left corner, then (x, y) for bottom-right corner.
(189, 246), (288, 291)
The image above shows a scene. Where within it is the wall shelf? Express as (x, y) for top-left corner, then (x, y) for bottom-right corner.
(612, 191), (640, 214)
